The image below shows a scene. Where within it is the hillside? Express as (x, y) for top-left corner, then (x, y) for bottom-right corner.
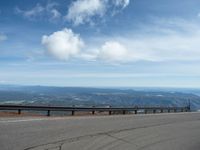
(0, 85), (200, 110)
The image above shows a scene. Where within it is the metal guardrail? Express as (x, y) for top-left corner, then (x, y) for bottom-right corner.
(0, 104), (190, 116)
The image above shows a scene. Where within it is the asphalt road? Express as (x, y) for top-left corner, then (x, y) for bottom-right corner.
(0, 112), (200, 150)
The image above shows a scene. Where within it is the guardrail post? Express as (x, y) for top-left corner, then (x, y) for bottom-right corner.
(71, 110), (74, 115)
(134, 110), (137, 114)
(18, 109), (21, 115)
(71, 105), (75, 116)
(92, 106), (95, 115)
(47, 110), (50, 116)
(188, 100), (191, 112)
(123, 110), (126, 115)
(145, 109), (147, 114)
(109, 106), (112, 115)
(188, 106), (191, 112)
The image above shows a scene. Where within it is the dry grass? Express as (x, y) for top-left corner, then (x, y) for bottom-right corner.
(0, 111), (44, 117)
(0, 111), (132, 117)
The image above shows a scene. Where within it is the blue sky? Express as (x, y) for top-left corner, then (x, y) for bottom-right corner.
(1, 0), (200, 87)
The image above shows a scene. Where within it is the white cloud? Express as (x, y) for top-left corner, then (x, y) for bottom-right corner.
(66, 0), (130, 25)
(66, 0), (106, 25)
(46, 2), (61, 20)
(50, 9), (61, 19)
(41, 28), (133, 62)
(0, 80), (8, 84)
(98, 41), (133, 62)
(15, 0), (129, 25)
(15, 3), (44, 18)
(113, 0), (130, 8)
(41, 28), (84, 60)
(42, 18), (200, 63)
(119, 19), (200, 62)
(15, 2), (61, 21)
(128, 34), (200, 61)
(0, 34), (7, 41)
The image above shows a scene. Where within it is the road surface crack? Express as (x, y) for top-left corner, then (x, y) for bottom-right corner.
(24, 120), (187, 150)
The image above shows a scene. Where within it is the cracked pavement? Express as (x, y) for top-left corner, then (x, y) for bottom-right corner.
(0, 113), (200, 150)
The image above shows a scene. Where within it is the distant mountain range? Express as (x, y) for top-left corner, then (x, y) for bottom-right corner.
(0, 84), (200, 110)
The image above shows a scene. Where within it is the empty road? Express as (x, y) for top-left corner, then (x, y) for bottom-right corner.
(0, 112), (200, 150)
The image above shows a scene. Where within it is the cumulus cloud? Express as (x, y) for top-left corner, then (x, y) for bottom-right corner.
(0, 34), (7, 41)
(42, 18), (200, 63)
(41, 28), (133, 62)
(15, 2), (61, 21)
(66, 0), (130, 25)
(98, 41), (132, 62)
(42, 28), (84, 60)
